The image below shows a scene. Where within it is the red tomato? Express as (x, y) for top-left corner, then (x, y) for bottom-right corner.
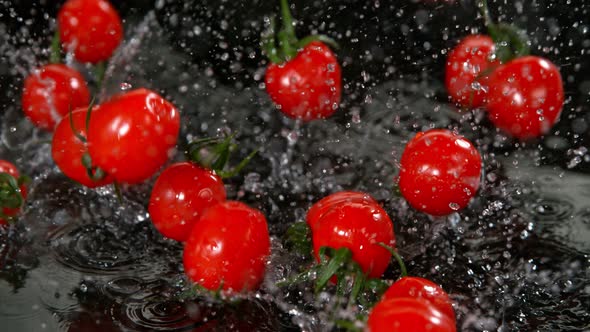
(306, 191), (377, 231)
(51, 106), (114, 188)
(183, 201), (270, 292)
(149, 162), (226, 242)
(87, 88), (180, 184)
(58, 0), (123, 63)
(21, 64), (90, 131)
(265, 41), (341, 121)
(445, 35), (499, 108)
(398, 129), (482, 216)
(486, 56), (564, 139)
(310, 197), (395, 278)
(0, 160), (27, 225)
(382, 277), (455, 322)
(367, 297), (457, 332)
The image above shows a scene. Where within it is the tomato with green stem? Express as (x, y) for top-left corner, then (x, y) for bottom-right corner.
(445, 34), (499, 108)
(21, 64), (90, 131)
(398, 129), (482, 216)
(382, 277), (455, 322)
(310, 195), (395, 279)
(52, 106), (113, 188)
(87, 88), (180, 184)
(57, 0), (123, 64)
(148, 162), (226, 242)
(367, 297), (457, 332)
(262, 0), (341, 121)
(183, 201), (270, 292)
(0, 161), (28, 225)
(486, 56), (564, 139)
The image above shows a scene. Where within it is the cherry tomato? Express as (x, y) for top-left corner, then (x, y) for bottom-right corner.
(382, 277), (455, 322)
(306, 191), (377, 231)
(398, 129), (482, 216)
(445, 35), (499, 108)
(486, 56), (564, 139)
(149, 162), (226, 242)
(21, 64), (90, 131)
(51, 106), (114, 188)
(87, 88), (180, 184)
(265, 41), (341, 121)
(58, 0), (123, 63)
(0, 160), (27, 225)
(183, 201), (270, 292)
(310, 196), (395, 278)
(367, 297), (457, 332)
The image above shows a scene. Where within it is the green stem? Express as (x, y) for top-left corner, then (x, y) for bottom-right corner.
(94, 61), (107, 91)
(315, 247), (353, 293)
(85, 96), (96, 132)
(262, 16), (281, 63)
(280, 0), (296, 42)
(477, 0), (493, 27)
(68, 105), (87, 144)
(378, 243), (408, 278)
(278, 0), (298, 59)
(349, 266), (366, 304)
(50, 30), (61, 64)
(216, 149), (258, 179)
(113, 181), (123, 203)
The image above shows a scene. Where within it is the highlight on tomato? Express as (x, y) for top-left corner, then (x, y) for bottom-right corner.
(382, 276), (455, 323)
(397, 129), (482, 216)
(367, 297), (457, 332)
(486, 56), (564, 139)
(183, 201), (270, 293)
(148, 162), (226, 242)
(87, 88), (180, 184)
(57, 0), (123, 64)
(445, 34), (499, 108)
(21, 64), (90, 131)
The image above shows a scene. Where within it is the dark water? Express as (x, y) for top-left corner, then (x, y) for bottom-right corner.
(1, 1), (589, 331)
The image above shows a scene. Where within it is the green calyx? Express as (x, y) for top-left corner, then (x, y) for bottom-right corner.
(279, 222), (409, 308)
(186, 134), (258, 179)
(262, 0), (338, 64)
(0, 172), (29, 221)
(477, 0), (530, 63)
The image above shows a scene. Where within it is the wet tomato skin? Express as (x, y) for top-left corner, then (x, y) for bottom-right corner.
(183, 201), (270, 292)
(58, 0), (123, 63)
(367, 297), (457, 332)
(445, 34), (499, 108)
(21, 64), (90, 131)
(0, 161), (27, 225)
(311, 198), (395, 278)
(306, 191), (378, 231)
(383, 277), (455, 322)
(265, 41), (341, 121)
(486, 56), (564, 139)
(87, 88), (180, 184)
(51, 107), (114, 188)
(398, 129), (482, 216)
(149, 162), (226, 242)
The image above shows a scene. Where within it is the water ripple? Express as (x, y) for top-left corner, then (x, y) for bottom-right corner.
(529, 197), (575, 223)
(48, 221), (152, 275)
